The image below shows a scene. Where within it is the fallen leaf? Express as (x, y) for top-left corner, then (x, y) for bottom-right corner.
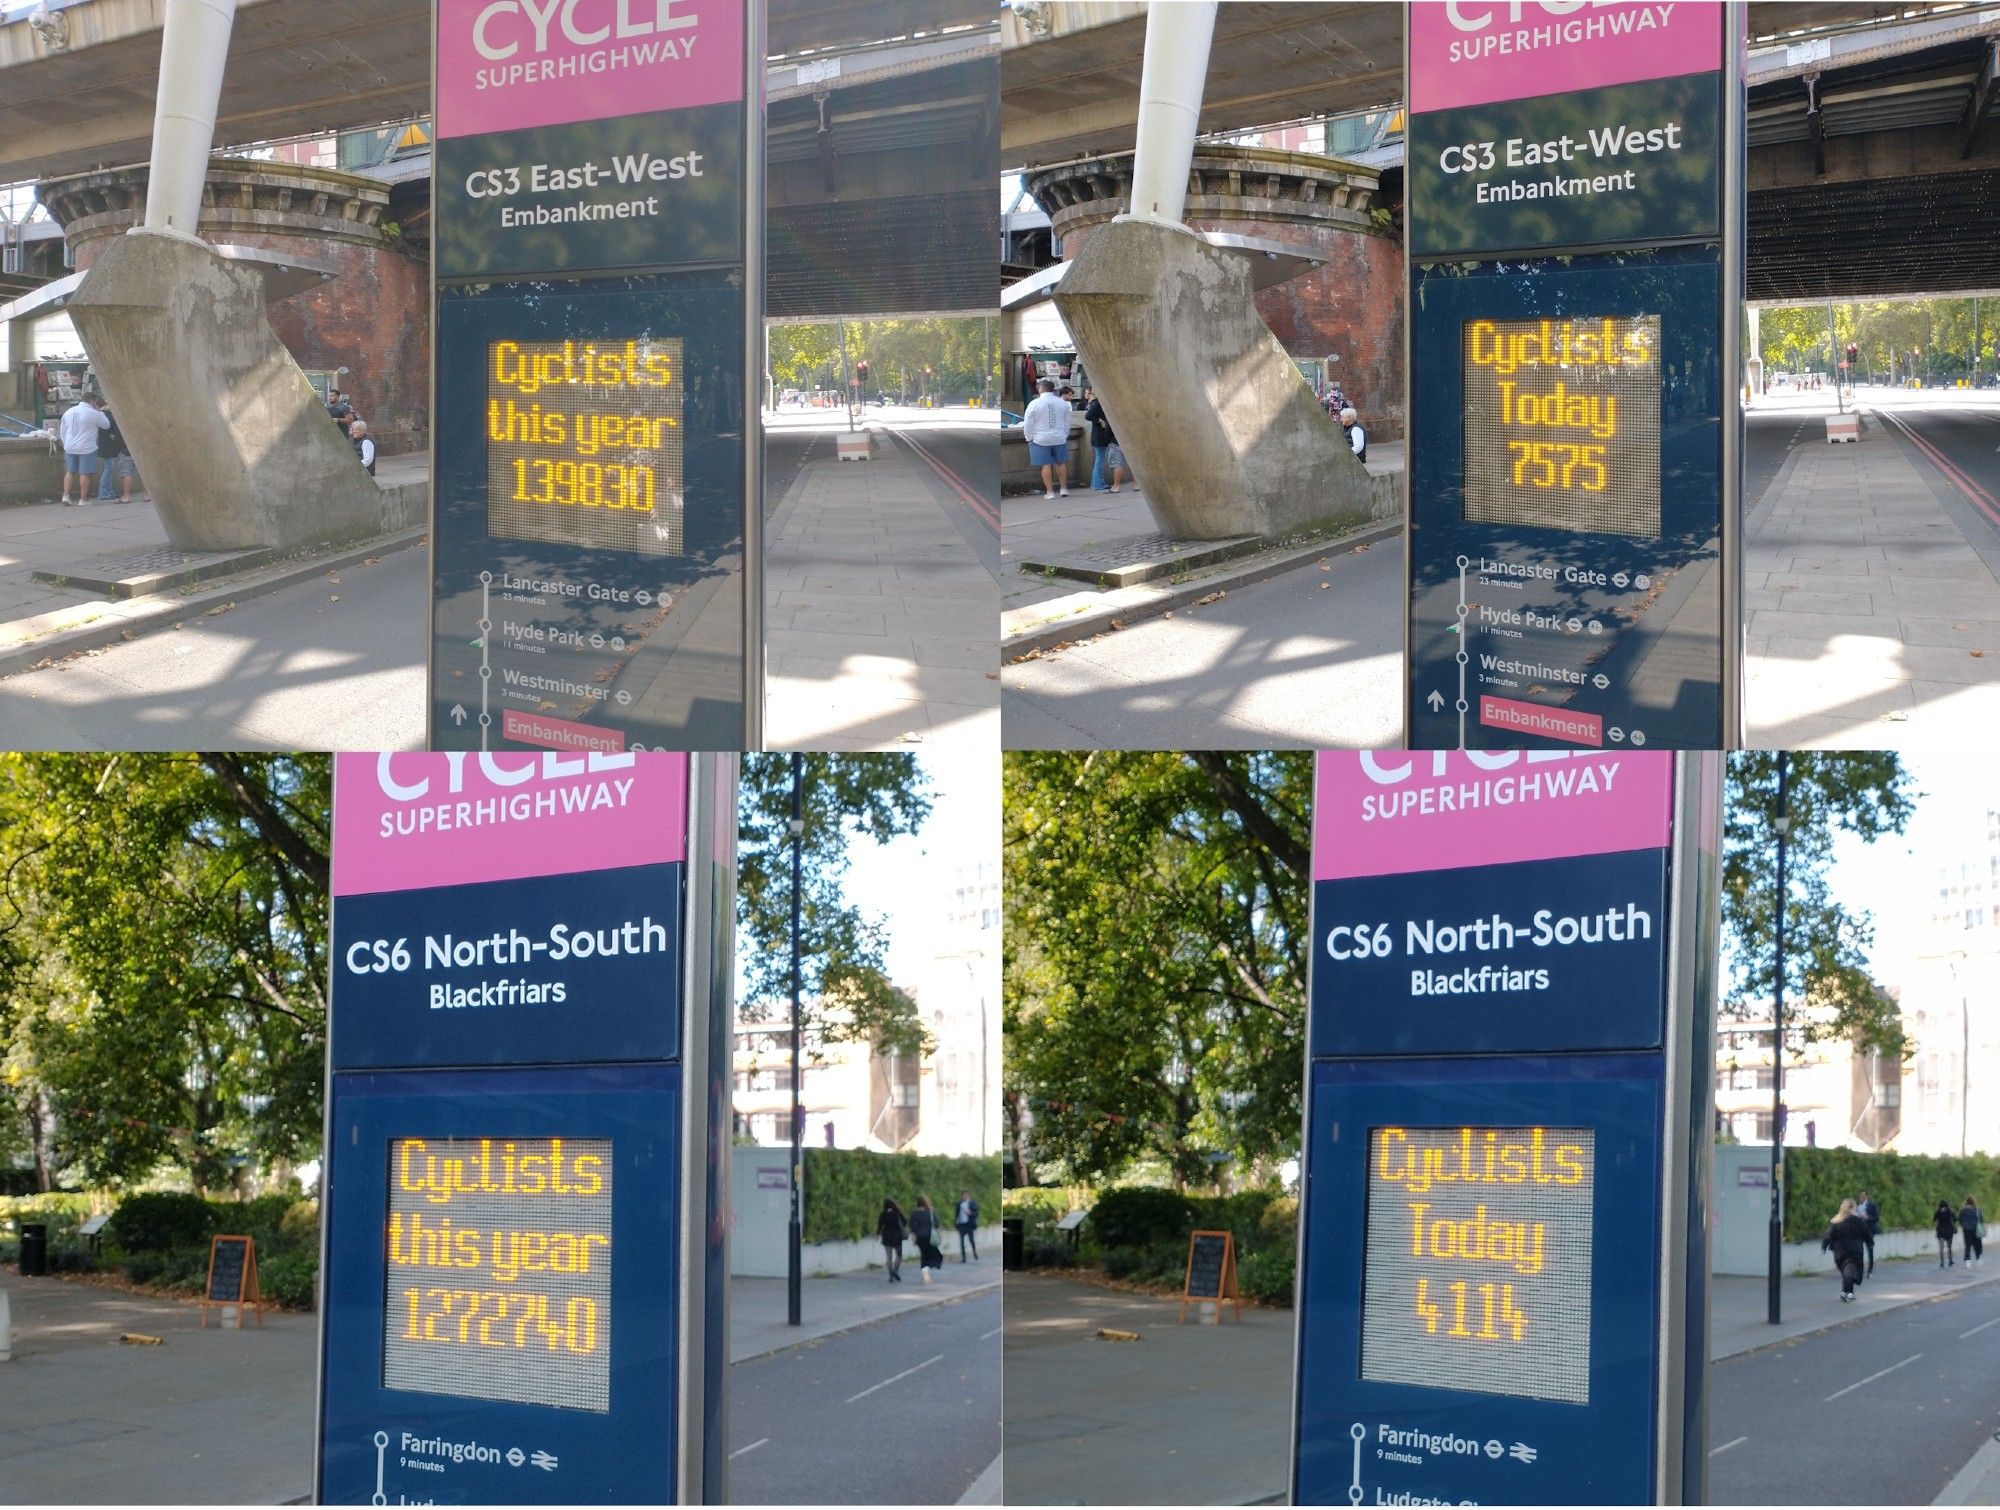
(203, 602), (234, 617)
(1973, 650), (1986, 658)
(1319, 582), (1331, 590)
(363, 557), (380, 566)
(327, 573), (342, 584)
(329, 595), (341, 603)
(1353, 543), (1371, 553)
(1194, 591), (1224, 606)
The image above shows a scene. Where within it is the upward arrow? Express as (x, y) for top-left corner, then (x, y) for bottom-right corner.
(1426, 690), (1445, 711)
(449, 703), (468, 725)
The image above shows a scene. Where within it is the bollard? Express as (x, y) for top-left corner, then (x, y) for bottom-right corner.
(0, 1286), (11, 1361)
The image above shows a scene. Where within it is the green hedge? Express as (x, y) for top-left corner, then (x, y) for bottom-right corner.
(1002, 1187), (1077, 1234)
(802, 1149), (1002, 1246)
(1784, 1147), (2000, 1241)
(0, 1193), (100, 1240)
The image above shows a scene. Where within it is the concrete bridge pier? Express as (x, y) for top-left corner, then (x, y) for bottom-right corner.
(66, 0), (383, 551)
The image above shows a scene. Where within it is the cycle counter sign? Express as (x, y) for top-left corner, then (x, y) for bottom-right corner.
(316, 752), (735, 1505)
(1404, 0), (1744, 750)
(1292, 750), (1719, 1505)
(430, 0), (761, 752)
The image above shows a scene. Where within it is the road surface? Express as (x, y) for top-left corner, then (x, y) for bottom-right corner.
(1709, 1267), (2000, 1504)
(730, 1286), (1000, 1505)
(1002, 536), (1403, 749)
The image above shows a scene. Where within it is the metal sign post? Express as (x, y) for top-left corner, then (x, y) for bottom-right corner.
(314, 752), (735, 1505)
(1291, 750), (1719, 1505)
(1402, 2), (1745, 750)
(428, 0), (765, 753)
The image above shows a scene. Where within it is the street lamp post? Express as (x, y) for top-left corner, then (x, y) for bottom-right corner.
(1768, 752), (1792, 1326)
(787, 753), (805, 1327)
(1947, 954), (1969, 1156)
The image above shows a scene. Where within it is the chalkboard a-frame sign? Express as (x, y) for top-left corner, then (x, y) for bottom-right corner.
(1180, 1229), (1240, 1325)
(202, 1234), (264, 1329)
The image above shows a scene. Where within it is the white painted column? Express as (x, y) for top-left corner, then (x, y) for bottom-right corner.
(138, 0), (237, 241)
(1121, 0), (1218, 226)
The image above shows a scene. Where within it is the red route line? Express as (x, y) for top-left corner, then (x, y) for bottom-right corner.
(885, 424), (1000, 534)
(1874, 407), (2000, 532)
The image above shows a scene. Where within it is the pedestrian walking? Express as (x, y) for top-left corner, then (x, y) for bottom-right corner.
(1936, 1199), (1959, 1267)
(954, 1189), (980, 1262)
(1339, 405), (1368, 463)
(1083, 390), (1133, 494)
(1961, 1195), (1984, 1265)
(58, 393), (109, 506)
(1857, 1189), (1881, 1276)
(350, 419), (377, 477)
(94, 407), (138, 502)
(1821, 1197), (1871, 1302)
(910, 1195), (944, 1284)
(877, 1198), (907, 1283)
(1022, 379), (1073, 499)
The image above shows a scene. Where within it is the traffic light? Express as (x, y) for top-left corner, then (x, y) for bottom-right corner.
(856, 360), (869, 381)
(1846, 343), (1858, 365)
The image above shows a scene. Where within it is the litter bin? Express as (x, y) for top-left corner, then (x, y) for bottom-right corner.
(1002, 1216), (1024, 1272)
(18, 1222), (48, 1277)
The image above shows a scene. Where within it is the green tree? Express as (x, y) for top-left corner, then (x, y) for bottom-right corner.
(737, 755), (933, 1057)
(0, 754), (331, 1191)
(1723, 752), (1913, 1056)
(1004, 752), (1310, 1190)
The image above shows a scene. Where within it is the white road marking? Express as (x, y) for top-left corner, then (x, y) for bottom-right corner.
(1824, 1352), (1923, 1401)
(729, 1439), (769, 1460)
(980, 1326), (1003, 1340)
(845, 1352), (945, 1403)
(1710, 1436), (1749, 1457)
(1959, 1316), (2000, 1340)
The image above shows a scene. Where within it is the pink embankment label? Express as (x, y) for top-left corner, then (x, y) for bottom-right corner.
(332, 752), (688, 896)
(1479, 694), (1603, 748)
(1409, 0), (1722, 114)
(1312, 750), (1674, 882)
(436, 0), (744, 140)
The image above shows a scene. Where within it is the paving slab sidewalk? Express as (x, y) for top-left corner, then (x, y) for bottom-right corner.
(765, 428), (997, 750)
(1004, 1260), (2000, 1507)
(1744, 404), (2000, 746)
(1001, 443), (1403, 656)
(0, 1257), (995, 1505)
(0, 454), (428, 674)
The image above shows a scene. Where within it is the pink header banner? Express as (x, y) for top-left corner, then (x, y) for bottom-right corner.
(1312, 750), (1673, 882)
(436, 0), (744, 140)
(1409, 1), (1722, 115)
(332, 752), (688, 896)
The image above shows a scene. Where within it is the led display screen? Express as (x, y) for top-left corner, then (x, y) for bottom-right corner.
(486, 339), (685, 557)
(1462, 317), (1661, 538)
(383, 1136), (613, 1413)
(1360, 1125), (1594, 1405)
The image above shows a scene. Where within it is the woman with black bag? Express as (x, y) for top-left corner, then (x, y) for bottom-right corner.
(878, 1198), (907, 1284)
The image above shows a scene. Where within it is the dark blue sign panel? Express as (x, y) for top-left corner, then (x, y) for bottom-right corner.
(331, 862), (684, 1071)
(318, 1066), (679, 1505)
(429, 276), (747, 752)
(1310, 848), (1668, 1059)
(430, 0), (755, 753)
(435, 105), (743, 280)
(1406, 250), (1723, 750)
(1294, 1055), (1662, 1505)
(1407, 74), (1721, 260)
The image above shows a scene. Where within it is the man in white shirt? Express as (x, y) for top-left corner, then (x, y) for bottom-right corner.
(1021, 379), (1074, 498)
(59, 394), (110, 506)
(1340, 405), (1367, 464)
